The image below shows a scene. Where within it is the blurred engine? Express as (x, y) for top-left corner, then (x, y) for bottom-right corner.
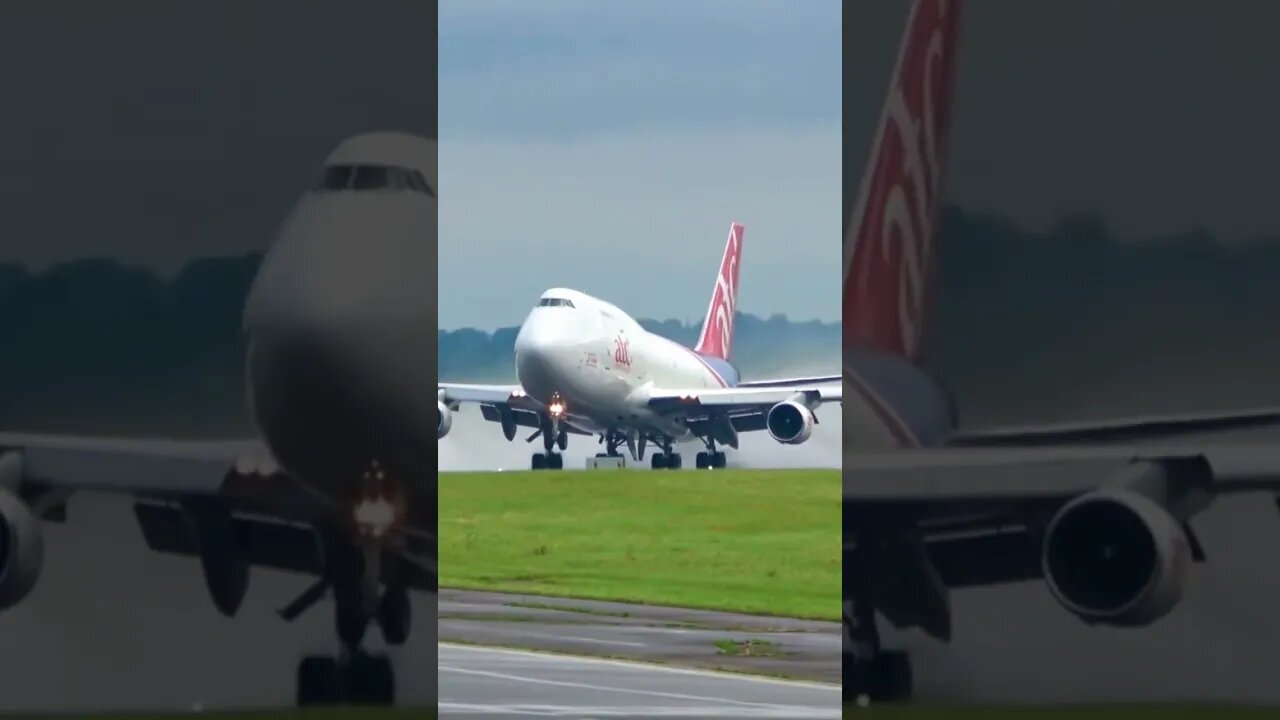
(766, 400), (815, 445)
(0, 487), (43, 610)
(1042, 489), (1190, 626)
(437, 401), (453, 439)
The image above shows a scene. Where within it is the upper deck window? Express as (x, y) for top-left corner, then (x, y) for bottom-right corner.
(313, 164), (435, 197)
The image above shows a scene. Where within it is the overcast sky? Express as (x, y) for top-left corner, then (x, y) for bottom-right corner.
(0, 0), (434, 275)
(438, 0), (842, 330)
(4, 2), (1278, 330)
(847, 1), (1280, 245)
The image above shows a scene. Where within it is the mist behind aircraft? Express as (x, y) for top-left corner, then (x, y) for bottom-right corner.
(437, 379), (842, 472)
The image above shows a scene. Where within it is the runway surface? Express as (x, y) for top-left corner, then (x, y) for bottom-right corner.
(439, 643), (841, 718)
(439, 589), (840, 683)
(4, 486), (1280, 710)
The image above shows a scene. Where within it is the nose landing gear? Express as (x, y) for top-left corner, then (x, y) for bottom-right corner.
(288, 461), (411, 707)
(529, 397), (568, 470)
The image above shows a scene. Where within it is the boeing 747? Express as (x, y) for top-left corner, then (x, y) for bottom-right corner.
(438, 223), (843, 470)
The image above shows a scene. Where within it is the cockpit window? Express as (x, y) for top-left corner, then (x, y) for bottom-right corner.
(537, 297), (576, 308)
(313, 164), (435, 197)
(315, 165), (354, 191)
(351, 165), (389, 190)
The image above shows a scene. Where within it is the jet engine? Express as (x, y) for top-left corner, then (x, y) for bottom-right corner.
(1041, 489), (1190, 627)
(438, 401), (453, 439)
(0, 487), (43, 610)
(766, 401), (816, 445)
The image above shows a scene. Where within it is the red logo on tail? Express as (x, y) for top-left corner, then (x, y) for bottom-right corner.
(694, 223), (744, 361)
(844, 0), (960, 364)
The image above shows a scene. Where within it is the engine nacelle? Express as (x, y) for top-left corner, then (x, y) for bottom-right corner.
(1042, 489), (1191, 627)
(438, 401), (453, 439)
(0, 487), (44, 610)
(766, 400), (816, 445)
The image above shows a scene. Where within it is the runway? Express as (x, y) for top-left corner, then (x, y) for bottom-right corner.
(439, 643), (842, 718)
(439, 589), (840, 683)
(5, 488), (1280, 711)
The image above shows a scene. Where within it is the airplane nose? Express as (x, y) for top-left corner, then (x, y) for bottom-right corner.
(514, 314), (573, 399)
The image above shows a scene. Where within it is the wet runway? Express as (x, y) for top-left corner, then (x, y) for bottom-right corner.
(438, 643), (842, 718)
(439, 589), (841, 683)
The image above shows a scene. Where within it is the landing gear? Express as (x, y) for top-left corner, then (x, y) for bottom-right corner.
(695, 437), (727, 469)
(378, 582), (411, 646)
(530, 409), (567, 470)
(651, 452), (683, 469)
(283, 496), (407, 707)
(695, 451), (726, 469)
(649, 435), (682, 469)
(297, 652), (394, 705)
(530, 452), (564, 470)
(598, 430), (626, 458)
(843, 598), (913, 704)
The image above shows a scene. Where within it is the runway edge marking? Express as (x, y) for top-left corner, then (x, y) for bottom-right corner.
(438, 641), (841, 691)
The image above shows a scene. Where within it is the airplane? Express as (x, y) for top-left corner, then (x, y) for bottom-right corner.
(842, 0), (1280, 703)
(437, 222), (843, 471)
(0, 131), (437, 706)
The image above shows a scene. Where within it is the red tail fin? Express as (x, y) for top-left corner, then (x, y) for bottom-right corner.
(844, 0), (961, 364)
(694, 222), (744, 360)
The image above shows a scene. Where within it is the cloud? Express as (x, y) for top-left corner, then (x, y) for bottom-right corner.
(438, 125), (841, 329)
(439, 0), (840, 141)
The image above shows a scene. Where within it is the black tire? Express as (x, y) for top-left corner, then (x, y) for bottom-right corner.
(846, 651), (912, 703)
(531, 453), (546, 470)
(713, 451), (727, 469)
(695, 452), (708, 468)
(874, 651), (912, 702)
(668, 453), (683, 470)
(378, 586), (411, 646)
(548, 453), (564, 470)
(296, 655), (339, 706)
(349, 654), (395, 705)
(651, 453), (668, 469)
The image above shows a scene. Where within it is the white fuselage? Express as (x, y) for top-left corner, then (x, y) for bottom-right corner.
(240, 132), (438, 528)
(513, 288), (734, 440)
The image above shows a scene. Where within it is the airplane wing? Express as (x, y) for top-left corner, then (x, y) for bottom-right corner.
(0, 432), (436, 595)
(945, 405), (1280, 447)
(736, 374), (842, 389)
(646, 382), (842, 439)
(842, 440), (1280, 641)
(437, 382), (592, 437)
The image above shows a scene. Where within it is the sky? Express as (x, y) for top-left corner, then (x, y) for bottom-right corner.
(437, 0), (843, 330)
(0, 0), (434, 275)
(1, 2), (1277, 327)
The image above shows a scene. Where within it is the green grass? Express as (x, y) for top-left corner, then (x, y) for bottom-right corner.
(439, 468), (840, 620)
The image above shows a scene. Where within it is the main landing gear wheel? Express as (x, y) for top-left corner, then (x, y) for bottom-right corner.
(651, 452), (682, 469)
(296, 653), (395, 705)
(531, 452), (564, 470)
(695, 451), (727, 469)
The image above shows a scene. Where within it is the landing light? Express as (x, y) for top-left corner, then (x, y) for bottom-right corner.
(355, 497), (396, 538)
(548, 401), (565, 417)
